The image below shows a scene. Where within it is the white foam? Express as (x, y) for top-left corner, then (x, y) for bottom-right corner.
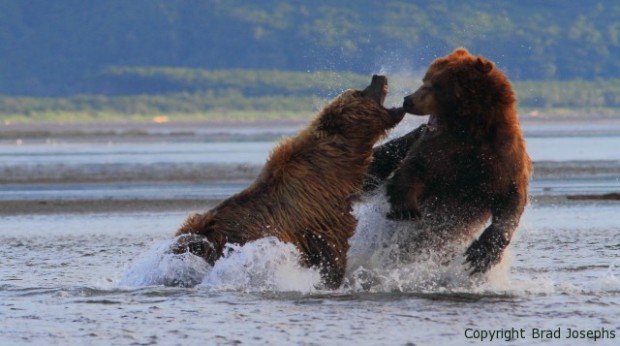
(119, 236), (321, 292)
(119, 239), (211, 288)
(345, 191), (543, 295)
(589, 261), (620, 293)
(120, 191), (618, 297)
(200, 237), (321, 293)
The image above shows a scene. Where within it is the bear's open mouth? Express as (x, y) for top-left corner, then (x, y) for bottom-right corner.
(381, 84), (388, 105)
(427, 114), (439, 131)
(362, 75), (388, 106)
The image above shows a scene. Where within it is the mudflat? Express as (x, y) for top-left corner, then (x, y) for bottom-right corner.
(2, 118), (620, 216)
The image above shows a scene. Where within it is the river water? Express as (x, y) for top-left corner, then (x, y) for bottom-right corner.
(1, 120), (619, 345)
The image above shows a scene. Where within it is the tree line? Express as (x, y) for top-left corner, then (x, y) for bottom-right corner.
(1, 1), (620, 96)
(2, 68), (620, 122)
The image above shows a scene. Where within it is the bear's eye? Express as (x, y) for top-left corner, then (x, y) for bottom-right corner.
(431, 83), (441, 91)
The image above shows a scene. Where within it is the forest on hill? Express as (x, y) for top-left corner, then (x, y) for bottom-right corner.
(3, 68), (620, 123)
(1, 0), (619, 120)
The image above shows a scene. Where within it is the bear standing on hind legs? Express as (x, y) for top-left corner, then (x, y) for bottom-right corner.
(172, 75), (405, 289)
(364, 48), (532, 274)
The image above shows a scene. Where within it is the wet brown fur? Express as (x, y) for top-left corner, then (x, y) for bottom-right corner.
(367, 48), (532, 274)
(175, 82), (404, 289)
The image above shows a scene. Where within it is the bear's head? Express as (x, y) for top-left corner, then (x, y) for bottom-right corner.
(315, 75), (404, 141)
(403, 48), (516, 138)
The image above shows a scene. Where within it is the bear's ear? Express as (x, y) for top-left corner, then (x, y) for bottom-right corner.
(476, 57), (494, 74)
(452, 47), (470, 57)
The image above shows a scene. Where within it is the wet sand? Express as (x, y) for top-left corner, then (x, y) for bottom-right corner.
(2, 195), (617, 216)
(0, 198), (218, 216)
(3, 160), (619, 185)
(2, 119), (620, 216)
(4, 116), (620, 143)
(0, 119), (305, 144)
(0, 163), (262, 184)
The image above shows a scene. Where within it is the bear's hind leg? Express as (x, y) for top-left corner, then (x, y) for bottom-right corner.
(302, 232), (347, 289)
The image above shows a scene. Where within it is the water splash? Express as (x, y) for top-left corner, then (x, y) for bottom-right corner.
(119, 191), (620, 297)
(590, 260), (620, 293)
(373, 62), (429, 140)
(119, 239), (210, 288)
(345, 189), (518, 295)
(119, 236), (321, 293)
(200, 237), (321, 293)
(374, 53), (425, 106)
(119, 194), (515, 294)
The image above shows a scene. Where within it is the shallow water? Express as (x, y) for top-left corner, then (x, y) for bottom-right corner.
(2, 124), (620, 201)
(0, 182), (246, 201)
(3, 131), (620, 166)
(0, 141), (275, 166)
(1, 123), (620, 345)
(1, 202), (619, 345)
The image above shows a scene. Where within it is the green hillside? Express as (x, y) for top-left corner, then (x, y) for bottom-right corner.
(1, 0), (620, 96)
(1, 1), (620, 121)
(3, 68), (620, 123)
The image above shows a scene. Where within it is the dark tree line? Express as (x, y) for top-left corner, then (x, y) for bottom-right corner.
(1, 0), (620, 97)
(3, 68), (620, 121)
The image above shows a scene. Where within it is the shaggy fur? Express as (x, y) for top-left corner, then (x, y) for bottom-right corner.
(365, 48), (532, 274)
(173, 75), (405, 289)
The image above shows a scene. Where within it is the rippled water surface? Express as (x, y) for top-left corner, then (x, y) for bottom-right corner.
(2, 204), (619, 345)
(1, 123), (619, 345)
(2, 134), (620, 166)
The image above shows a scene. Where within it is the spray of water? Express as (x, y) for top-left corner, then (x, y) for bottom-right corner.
(119, 197), (513, 295)
(118, 63), (619, 296)
(119, 239), (211, 288)
(347, 189), (481, 293)
(119, 201), (620, 296)
(200, 237), (321, 293)
(120, 236), (321, 293)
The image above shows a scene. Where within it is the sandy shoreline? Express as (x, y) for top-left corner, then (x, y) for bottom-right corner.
(1, 160), (618, 185)
(2, 119), (619, 216)
(2, 194), (619, 216)
(0, 119), (308, 133)
(0, 198), (218, 216)
(0, 163), (262, 184)
(0, 119), (305, 144)
(2, 116), (620, 143)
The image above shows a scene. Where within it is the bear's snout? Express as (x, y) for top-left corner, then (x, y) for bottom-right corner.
(403, 96), (414, 112)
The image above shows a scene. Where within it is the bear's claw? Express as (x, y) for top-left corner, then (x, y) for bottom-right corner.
(463, 230), (509, 275)
(170, 234), (214, 257)
(386, 205), (421, 221)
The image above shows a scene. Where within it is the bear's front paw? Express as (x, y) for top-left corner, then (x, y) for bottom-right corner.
(387, 107), (407, 125)
(463, 232), (508, 275)
(362, 175), (381, 193)
(170, 234), (214, 259)
(386, 204), (421, 221)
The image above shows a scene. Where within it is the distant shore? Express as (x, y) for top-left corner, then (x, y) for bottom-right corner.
(2, 114), (620, 140)
(2, 160), (620, 185)
(2, 117), (620, 216)
(0, 118), (307, 144)
(0, 198), (218, 216)
(2, 193), (618, 217)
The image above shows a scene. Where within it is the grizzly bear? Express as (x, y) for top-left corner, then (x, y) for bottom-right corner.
(364, 48), (532, 274)
(172, 75), (405, 289)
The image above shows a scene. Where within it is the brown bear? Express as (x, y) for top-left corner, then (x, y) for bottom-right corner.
(172, 75), (405, 289)
(364, 48), (532, 275)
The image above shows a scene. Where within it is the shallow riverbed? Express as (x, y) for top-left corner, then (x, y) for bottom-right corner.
(1, 202), (619, 345)
(1, 120), (619, 345)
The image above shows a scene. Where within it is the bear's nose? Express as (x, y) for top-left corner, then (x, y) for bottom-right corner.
(403, 96), (414, 109)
